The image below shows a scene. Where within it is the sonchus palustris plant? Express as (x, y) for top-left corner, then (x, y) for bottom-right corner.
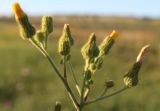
(12, 2), (150, 111)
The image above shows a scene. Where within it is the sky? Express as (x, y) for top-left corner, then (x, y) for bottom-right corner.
(0, 0), (160, 18)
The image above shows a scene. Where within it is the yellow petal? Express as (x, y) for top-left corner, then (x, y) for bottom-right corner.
(110, 30), (118, 39)
(12, 2), (24, 18)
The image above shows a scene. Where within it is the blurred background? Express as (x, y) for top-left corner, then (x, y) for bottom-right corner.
(0, 0), (160, 111)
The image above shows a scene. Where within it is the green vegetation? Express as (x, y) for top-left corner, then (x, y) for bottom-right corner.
(0, 14), (159, 111)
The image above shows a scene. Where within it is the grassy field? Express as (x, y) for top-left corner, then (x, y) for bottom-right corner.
(0, 16), (160, 111)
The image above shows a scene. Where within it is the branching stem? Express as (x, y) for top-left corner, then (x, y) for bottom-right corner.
(29, 39), (80, 110)
(85, 86), (128, 105)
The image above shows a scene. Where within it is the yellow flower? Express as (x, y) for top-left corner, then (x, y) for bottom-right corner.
(110, 30), (118, 39)
(12, 2), (25, 18)
(12, 2), (36, 39)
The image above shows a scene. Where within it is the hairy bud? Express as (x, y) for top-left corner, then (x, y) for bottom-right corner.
(89, 56), (104, 72)
(99, 30), (118, 56)
(85, 69), (93, 86)
(58, 24), (74, 56)
(105, 80), (114, 88)
(123, 45), (150, 88)
(41, 16), (53, 35)
(81, 33), (99, 61)
(34, 31), (47, 49)
(94, 56), (104, 69)
(12, 2), (35, 39)
(123, 62), (142, 88)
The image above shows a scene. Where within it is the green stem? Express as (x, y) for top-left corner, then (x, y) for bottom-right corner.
(80, 70), (88, 109)
(68, 61), (81, 95)
(68, 61), (79, 86)
(80, 59), (90, 109)
(63, 56), (67, 80)
(29, 39), (79, 110)
(100, 87), (108, 97)
(85, 87), (128, 105)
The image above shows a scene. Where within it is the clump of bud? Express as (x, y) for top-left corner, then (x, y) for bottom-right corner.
(105, 80), (114, 88)
(81, 33), (99, 62)
(54, 101), (61, 111)
(99, 30), (118, 56)
(58, 24), (74, 56)
(12, 2), (35, 39)
(41, 16), (53, 36)
(123, 45), (150, 88)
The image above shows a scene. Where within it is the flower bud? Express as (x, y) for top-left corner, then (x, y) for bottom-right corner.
(58, 24), (74, 56)
(99, 30), (118, 56)
(12, 2), (35, 39)
(94, 56), (104, 69)
(105, 80), (114, 88)
(54, 101), (61, 111)
(89, 56), (104, 72)
(41, 16), (53, 35)
(123, 62), (141, 88)
(86, 69), (92, 81)
(81, 33), (99, 61)
(89, 63), (96, 71)
(123, 45), (150, 88)
(34, 31), (46, 48)
(85, 69), (93, 86)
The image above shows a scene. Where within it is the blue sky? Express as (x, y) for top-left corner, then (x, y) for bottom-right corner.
(0, 0), (160, 18)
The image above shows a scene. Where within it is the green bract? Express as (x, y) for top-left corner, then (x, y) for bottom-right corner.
(17, 15), (36, 39)
(123, 62), (142, 88)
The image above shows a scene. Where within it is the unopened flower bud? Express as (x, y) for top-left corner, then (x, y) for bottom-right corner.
(89, 56), (104, 72)
(89, 63), (96, 72)
(34, 31), (46, 48)
(105, 80), (114, 88)
(99, 30), (118, 56)
(54, 101), (61, 111)
(94, 56), (104, 69)
(12, 2), (35, 39)
(81, 33), (99, 61)
(85, 69), (93, 86)
(86, 69), (92, 80)
(123, 62), (141, 88)
(123, 45), (150, 88)
(58, 24), (74, 56)
(41, 16), (53, 35)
